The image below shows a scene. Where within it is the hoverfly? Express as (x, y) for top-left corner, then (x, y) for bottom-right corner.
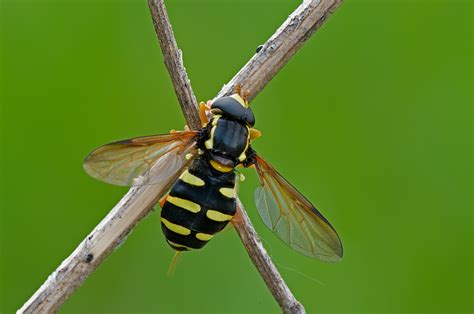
(84, 91), (343, 262)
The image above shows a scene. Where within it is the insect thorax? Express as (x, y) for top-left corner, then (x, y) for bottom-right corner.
(200, 115), (250, 172)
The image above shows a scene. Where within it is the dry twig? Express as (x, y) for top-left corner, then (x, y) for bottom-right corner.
(216, 0), (343, 101)
(234, 201), (304, 313)
(18, 0), (342, 313)
(148, 0), (201, 130)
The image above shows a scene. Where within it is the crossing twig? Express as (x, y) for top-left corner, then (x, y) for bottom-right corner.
(18, 0), (342, 312)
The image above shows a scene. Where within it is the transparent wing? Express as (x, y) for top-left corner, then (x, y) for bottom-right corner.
(253, 155), (343, 262)
(84, 131), (197, 186)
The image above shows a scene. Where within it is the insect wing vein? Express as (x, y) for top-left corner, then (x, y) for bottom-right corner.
(84, 131), (197, 186)
(253, 155), (343, 262)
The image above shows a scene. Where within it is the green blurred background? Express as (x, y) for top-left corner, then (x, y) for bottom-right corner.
(1, 0), (472, 312)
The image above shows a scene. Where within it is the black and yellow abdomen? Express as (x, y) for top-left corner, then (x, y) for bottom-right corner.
(160, 156), (236, 251)
(160, 94), (253, 251)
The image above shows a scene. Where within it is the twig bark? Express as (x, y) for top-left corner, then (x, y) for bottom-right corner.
(17, 165), (185, 313)
(148, 0), (201, 130)
(216, 0), (343, 101)
(234, 201), (305, 314)
(18, 0), (342, 312)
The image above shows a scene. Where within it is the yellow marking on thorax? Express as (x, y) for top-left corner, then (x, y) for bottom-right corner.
(237, 126), (250, 162)
(206, 210), (233, 222)
(179, 170), (205, 186)
(204, 115), (220, 150)
(211, 116), (220, 126)
(167, 196), (201, 213)
(161, 218), (191, 235)
(196, 233), (214, 241)
(167, 240), (192, 250)
(209, 160), (233, 172)
(204, 125), (217, 150)
(219, 187), (235, 198)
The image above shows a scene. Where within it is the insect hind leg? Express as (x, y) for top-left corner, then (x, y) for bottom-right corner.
(167, 251), (182, 277)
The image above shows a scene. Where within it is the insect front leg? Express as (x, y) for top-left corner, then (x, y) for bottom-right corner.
(199, 101), (212, 127)
(195, 123), (212, 150)
(242, 145), (257, 168)
(235, 83), (250, 104)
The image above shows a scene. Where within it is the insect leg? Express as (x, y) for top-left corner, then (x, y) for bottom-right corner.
(235, 83), (250, 104)
(231, 204), (244, 224)
(199, 101), (210, 126)
(159, 192), (169, 208)
(242, 146), (257, 168)
(167, 251), (182, 276)
(235, 83), (242, 97)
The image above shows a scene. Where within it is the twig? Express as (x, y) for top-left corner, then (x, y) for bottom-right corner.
(147, 1), (304, 309)
(148, 0), (201, 130)
(18, 0), (342, 312)
(17, 167), (184, 313)
(234, 201), (305, 313)
(216, 0), (343, 102)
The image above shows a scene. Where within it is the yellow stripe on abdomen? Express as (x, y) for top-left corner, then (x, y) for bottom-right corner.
(167, 240), (193, 250)
(196, 233), (214, 241)
(161, 218), (191, 235)
(167, 196), (201, 213)
(206, 210), (233, 222)
(209, 160), (233, 172)
(219, 187), (235, 198)
(179, 170), (205, 186)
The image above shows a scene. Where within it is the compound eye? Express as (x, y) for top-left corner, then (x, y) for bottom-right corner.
(245, 109), (255, 127)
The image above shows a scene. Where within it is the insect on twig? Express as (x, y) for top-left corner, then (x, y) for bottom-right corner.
(18, 0), (344, 313)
